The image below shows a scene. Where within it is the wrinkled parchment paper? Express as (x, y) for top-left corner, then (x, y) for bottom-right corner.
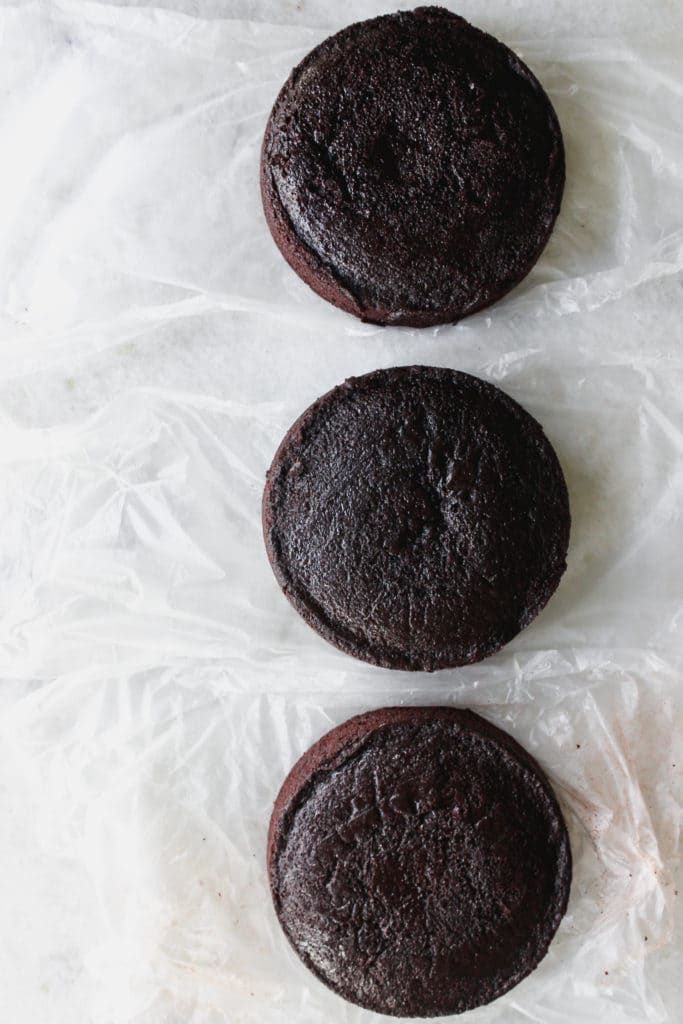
(0, 3), (682, 1023)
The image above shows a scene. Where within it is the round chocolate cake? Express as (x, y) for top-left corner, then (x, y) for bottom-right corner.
(268, 706), (571, 1016)
(262, 366), (570, 671)
(261, 7), (564, 326)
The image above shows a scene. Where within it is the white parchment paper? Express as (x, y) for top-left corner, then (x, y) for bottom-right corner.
(0, 3), (681, 1023)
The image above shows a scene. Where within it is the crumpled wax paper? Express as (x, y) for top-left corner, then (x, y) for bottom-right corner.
(0, 3), (681, 1024)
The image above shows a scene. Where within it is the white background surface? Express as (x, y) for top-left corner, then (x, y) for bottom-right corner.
(0, 2), (682, 1023)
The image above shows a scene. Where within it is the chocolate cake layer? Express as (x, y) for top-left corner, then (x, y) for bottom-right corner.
(263, 366), (570, 671)
(268, 706), (571, 1016)
(261, 7), (564, 325)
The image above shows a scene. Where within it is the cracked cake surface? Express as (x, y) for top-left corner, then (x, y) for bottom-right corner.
(260, 6), (564, 326)
(262, 366), (570, 671)
(268, 706), (572, 1016)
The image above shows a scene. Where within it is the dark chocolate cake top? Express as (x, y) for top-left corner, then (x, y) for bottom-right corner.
(268, 706), (571, 1016)
(263, 366), (570, 671)
(261, 7), (564, 325)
